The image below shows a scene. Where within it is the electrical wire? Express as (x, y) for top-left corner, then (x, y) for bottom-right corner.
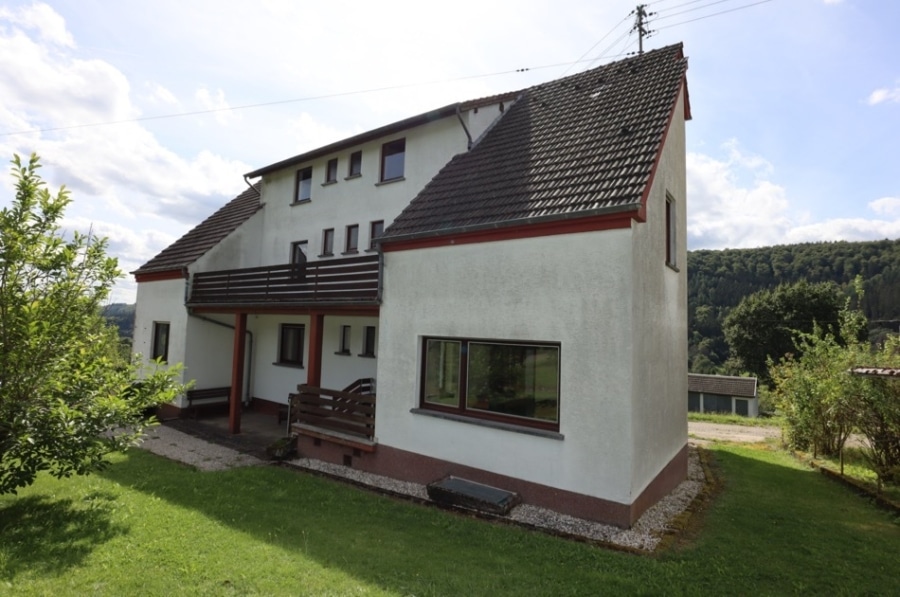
(3, 1), (777, 138)
(653, 0), (743, 22)
(655, 0), (773, 30)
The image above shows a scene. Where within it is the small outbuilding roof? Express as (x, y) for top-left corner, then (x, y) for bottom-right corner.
(133, 184), (261, 276)
(688, 374), (758, 398)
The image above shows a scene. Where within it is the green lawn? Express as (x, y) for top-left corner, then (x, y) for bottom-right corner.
(1, 444), (898, 596)
(688, 411), (783, 427)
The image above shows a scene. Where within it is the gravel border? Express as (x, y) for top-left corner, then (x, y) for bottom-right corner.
(136, 424), (706, 551)
(286, 448), (705, 552)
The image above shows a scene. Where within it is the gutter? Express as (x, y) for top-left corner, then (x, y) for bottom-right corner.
(189, 313), (254, 406)
(377, 201), (642, 246)
(455, 105), (473, 150)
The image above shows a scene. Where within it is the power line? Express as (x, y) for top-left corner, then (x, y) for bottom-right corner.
(655, 0), (773, 31)
(651, 0), (720, 15)
(560, 13), (633, 76)
(653, 0), (743, 22)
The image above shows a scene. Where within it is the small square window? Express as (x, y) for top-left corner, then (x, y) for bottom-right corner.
(360, 326), (376, 357)
(380, 139), (405, 181)
(338, 325), (351, 355)
(369, 220), (384, 250)
(151, 322), (170, 363)
(348, 151), (362, 177)
(325, 158), (338, 183)
(345, 224), (359, 253)
(295, 167), (312, 202)
(322, 228), (334, 256)
(278, 324), (305, 366)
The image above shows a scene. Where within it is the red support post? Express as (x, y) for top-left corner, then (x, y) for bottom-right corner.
(307, 311), (324, 387)
(229, 312), (247, 434)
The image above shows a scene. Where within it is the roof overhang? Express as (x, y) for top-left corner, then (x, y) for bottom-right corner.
(380, 204), (640, 252)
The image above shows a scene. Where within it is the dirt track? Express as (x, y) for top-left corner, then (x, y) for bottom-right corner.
(688, 421), (780, 444)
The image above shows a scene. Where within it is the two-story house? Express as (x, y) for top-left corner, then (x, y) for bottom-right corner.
(133, 43), (691, 528)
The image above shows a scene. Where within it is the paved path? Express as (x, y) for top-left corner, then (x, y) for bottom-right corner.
(688, 421), (781, 444)
(137, 424), (263, 471)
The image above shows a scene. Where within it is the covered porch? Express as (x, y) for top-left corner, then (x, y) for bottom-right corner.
(185, 254), (380, 437)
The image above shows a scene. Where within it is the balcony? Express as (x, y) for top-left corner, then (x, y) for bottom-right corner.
(187, 254), (380, 308)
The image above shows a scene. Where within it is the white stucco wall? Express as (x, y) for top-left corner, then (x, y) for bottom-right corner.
(377, 229), (639, 504)
(183, 313), (240, 393)
(628, 87), (689, 499)
(320, 316), (379, 390)
(132, 277), (190, 405)
(192, 208), (265, 272)
(254, 115), (470, 267)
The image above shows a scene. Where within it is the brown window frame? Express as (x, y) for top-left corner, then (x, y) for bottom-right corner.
(665, 192), (677, 268)
(321, 228), (334, 256)
(294, 167), (312, 203)
(419, 336), (561, 431)
(337, 325), (352, 355)
(360, 326), (377, 357)
(151, 322), (170, 363)
(380, 138), (405, 182)
(369, 220), (384, 250)
(344, 224), (359, 254)
(325, 158), (338, 183)
(348, 150), (362, 177)
(278, 324), (305, 367)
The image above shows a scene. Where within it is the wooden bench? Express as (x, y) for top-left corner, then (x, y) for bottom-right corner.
(185, 386), (232, 418)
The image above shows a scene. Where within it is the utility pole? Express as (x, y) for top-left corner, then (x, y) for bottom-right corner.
(632, 4), (653, 55)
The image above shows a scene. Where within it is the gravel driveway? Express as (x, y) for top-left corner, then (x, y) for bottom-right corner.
(688, 421), (781, 444)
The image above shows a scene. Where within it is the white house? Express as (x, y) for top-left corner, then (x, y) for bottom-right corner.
(133, 44), (691, 528)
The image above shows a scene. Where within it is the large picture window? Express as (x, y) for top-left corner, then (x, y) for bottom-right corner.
(421, 337), (560, 429)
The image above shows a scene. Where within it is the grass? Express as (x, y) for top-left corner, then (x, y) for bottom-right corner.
(1, 445), (898, 596)
(689, 411), (783, 427)
(799, 446), (900, 505)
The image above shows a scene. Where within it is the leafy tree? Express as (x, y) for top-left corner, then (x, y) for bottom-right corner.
(723, 281), (845, 384)
(0, 154), (181, 494)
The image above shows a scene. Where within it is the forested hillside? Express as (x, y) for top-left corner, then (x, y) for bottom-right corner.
(102, 303), (136, 341)
(689, 239), (900, 374)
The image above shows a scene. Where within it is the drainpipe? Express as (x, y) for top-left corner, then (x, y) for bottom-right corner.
(190, 313), (254, 406)
(455, 104), (473, 150)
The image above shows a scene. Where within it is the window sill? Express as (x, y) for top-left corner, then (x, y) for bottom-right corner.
(321, 180), (337, 187)
(364, 248), (378, 253)
(410, 408), (564, 440)
(344, 173), (362, 180)
(272, 362), (304, 369)
(357, 353), (377, 359)
(290, 199), (311, 206)
(334, 350), (351, 357)
(341, 250), (359, 256)
(318, 253), (334, 258)
(665, 261), (680, 273)
(375, 176), (405, 187)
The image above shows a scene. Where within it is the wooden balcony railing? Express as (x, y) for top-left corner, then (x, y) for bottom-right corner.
(290, 383), (376, 441)
(187, 254), (379, 307)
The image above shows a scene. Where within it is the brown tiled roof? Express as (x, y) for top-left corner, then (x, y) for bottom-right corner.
(380, 44), (689, 242)
(688, 374), (757, 398)
(133, 184), (262, 275)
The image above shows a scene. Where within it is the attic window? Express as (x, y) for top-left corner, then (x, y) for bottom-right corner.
(380, 139), (405, 182)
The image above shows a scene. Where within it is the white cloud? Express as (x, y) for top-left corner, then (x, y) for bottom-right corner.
(688, 142), (900, 250)
(687, 143), (793, 249)
(867, 85), (900, 105)
(195, 87), (236, 125)
(869, 197), (900, 216)
(0, 2), (74, 47)
(147, 83), (179, 107)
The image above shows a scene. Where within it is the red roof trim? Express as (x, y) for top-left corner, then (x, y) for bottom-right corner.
(637, 74), (688, 220)
(381, 211), (636, 252)
(134, 269), (187, 283)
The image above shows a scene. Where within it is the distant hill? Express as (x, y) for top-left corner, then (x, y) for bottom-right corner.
(688, 238), (900, 374)
(102, 303), (135, 341)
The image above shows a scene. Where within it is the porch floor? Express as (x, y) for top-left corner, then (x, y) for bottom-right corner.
(162, 410), (287, 460)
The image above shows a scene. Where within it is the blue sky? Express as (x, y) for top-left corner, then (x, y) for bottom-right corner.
(1, 0), (898, 302)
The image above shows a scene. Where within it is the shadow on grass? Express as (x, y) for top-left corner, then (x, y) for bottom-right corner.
(93, 446), (900, 595)
(0, 492), (126, 582)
